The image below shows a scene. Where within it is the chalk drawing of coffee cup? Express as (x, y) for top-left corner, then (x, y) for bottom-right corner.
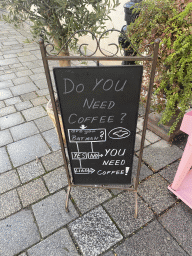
(108, 127), (131, 140)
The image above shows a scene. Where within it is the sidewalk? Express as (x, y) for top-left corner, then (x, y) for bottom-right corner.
(0, 20), (191, 256)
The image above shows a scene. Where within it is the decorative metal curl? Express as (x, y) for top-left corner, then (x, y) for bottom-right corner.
(45, 30), (99, 57)
(98, 29), (126, 57)
(44, 29), (153, 58)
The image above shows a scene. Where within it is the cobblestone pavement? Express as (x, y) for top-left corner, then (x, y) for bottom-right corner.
(0, 19), (192, 256)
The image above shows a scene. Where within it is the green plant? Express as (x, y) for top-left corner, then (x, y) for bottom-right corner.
(1, 0), (119, 66)
(128, 0), (192, 134)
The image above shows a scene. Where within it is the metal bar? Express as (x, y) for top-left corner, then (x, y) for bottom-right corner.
(70, 183), (135, 191)
(134, 191), (138, 218)
(46, 56), (153, 62)
(65, 185), (71, 212)
(134, 39), (160, 191)
(39, 39), (72, 188)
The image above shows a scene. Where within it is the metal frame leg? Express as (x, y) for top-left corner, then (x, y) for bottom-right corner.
(134, 191), (138, 218)
(65, 186), (71, 212)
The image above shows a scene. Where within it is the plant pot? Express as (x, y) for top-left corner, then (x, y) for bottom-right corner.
(147, 111), (183, 142)
(46, 99), (66, 146)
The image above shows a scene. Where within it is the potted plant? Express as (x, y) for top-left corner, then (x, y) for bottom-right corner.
(127, 0), (192, 140)
(1, 0), (120, 143)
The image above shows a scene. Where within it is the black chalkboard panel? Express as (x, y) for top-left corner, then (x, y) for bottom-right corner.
(53, 66), (143, 185)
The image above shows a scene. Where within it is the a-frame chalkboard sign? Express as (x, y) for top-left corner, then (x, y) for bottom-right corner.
(53, 65), (143, 185)
(39, 29), (159, 217)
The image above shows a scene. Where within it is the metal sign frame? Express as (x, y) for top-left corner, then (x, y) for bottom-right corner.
(39, 29), (160, 218)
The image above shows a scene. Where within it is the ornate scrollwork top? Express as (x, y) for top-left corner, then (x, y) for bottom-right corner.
(45, 29), (153, 58)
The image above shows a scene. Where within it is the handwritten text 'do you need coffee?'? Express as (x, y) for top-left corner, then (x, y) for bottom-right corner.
(63, 77), (128, 125)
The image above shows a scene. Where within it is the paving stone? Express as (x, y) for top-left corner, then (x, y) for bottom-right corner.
(3, 40), (19, 46)
(0, 80), (14, 89)
(4, 68), (17, 74)
(4, 53), (17, 59)
(0, 209), (40, 256)
(69, 206), (123, 256)
(17, 51), (31, 57)
(23, 44), (39, 51)
(17, 160), (45, 183)
(18, 55), (37, 62)
(0, 101), (5, 108)
(16, 69), (33, 77)
(17, 68), (30, 73)
(4, 96), (21, 106)
(22, 61), (40, 69)
(42, 128), (60, 151)
(18, 253), (27, 256)
(0, 112), (24, 129)
(22, 106), (47, 121)
(36, 88), (49, 96)
(10, 121), (39, 141)
(31, 66), (45, 74)
(12, 76), (31, 86)
(27, 228), (79, 256)
(0, 73), (16, 82)
(0, 105), (16, 117)
(143, 129), (161, 143)
(138, 174), (176, 214)
(71, 187), (112, 214)
(159, 161), (180, 184)
(136, 117), (144, 130)
(114, 220), (187, 256)
(0, 88), (13, 100)
(3, 48), (23, 55)
(15, 100), (33, 111)
(0, 190), (21, 219)
(134, 133), (150, 152)
(20, 91), (37, 101)
(0, 147), (12, 173)
(141, 140), (183, 171)
(30, 73), (46, 82)
(17, 178), (48, 207)
(34, 79), (48, 90)
(41, 150), (64, 171)
(30, 51), (42, 59)
(9, 63), (23, 68)
(43, 166), (68, 193)
(103, 251), (115, 256)
(10, 82), (38, 96)
(0, 170), (20, 194)
(159, 203), (192, 255)
(31, 96), (47, 106)
(32, 190), (79, 237)
(0, 129), (13, 147)
(7, 134), (50, 167)
(132, 155), (153, 182)
(104, 192), (154, 236)
(34, 115), (54, 132)
(43, 102), (48, 109)
(0, 58), (19, 66)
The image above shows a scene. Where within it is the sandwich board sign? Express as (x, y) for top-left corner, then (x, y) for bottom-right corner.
(53, 66), (143, 185)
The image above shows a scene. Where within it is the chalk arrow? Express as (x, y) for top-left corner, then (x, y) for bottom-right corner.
(89, 168), (95, 174)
